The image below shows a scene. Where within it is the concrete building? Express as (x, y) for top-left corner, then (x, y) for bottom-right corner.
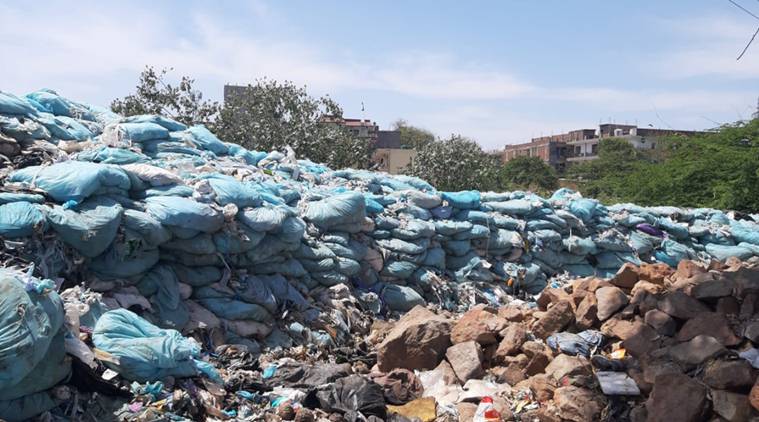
(502, 124), (705, 170)
(372, 130), (417, 174)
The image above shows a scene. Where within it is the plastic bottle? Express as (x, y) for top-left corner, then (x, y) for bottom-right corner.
(474, 396), (502, 422)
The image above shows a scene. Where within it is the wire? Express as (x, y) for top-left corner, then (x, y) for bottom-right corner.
(727, 0), (759, 20)
(737, 25), (759, 60)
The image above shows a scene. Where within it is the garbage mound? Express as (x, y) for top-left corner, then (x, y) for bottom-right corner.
(2, 88), (759, 420)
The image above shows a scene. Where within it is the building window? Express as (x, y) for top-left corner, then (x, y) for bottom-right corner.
(591, 144), (598, 154)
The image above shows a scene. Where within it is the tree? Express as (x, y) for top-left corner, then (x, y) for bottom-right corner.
(500, 156), (558, 193)
(215, 79), (373, 169)
(392, 119), (435, 149)
(405, 135), (502, 191)
(111, 66), (219, 126)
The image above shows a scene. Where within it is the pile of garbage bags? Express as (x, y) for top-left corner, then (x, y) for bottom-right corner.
(2, 88), (759, 417)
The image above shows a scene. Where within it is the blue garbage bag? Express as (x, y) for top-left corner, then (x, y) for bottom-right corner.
(0, 91), (38, 115)
(303, 192), (366, 230)
(705, 243), (754, 261)
(46, 197), (123, 257)
(122, 114), (187, 132)
(201, 174), (263, 208)
(441, 190), (480, 209)
(92, 309), (219, 382)
(382, 285), (425, 312)
(0, 193), (44, 205)
(10, 161), (131, 204)
(485, 199), (533, 216)
(0, 202), (46, 238)
(123, 209), (172, 247)
(145, 196), (224, 233)
(184, 125), (228, 155)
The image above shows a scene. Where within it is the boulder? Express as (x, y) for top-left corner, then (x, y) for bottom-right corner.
(703, 359), (756, 390)
(675, 260), (708, 280)
(456, 402), (477, 422)
(497, 306), (526, 322)
(445, 341), (484, 383)
(595, 286), (629, 321)
(611, 263), (640, 289)
(450, 305), (508, 345)
(711, 390), (752, 422)
(494, 324), (528, 359)
(552, 386), (603, 422)
(644, 309), (676, 336)
(492, 354), (528, 385)
(574, 293), (598, 330)
(621, 323), (660, 358)
(544, 354), (592, 381)
(638, 263), (673, 285)
(675, 312), (740, 346)
(690, 279), (734, 300)
(532, 300), (573, 339)
(522, 341), (553, 376)
(657, 291), (710, 320)
(744, 321), (759, 343)
(516, 374), (556, 403)
(751, 381), (759, 411)
(646, 373), (707, 422)
(377, 305), (451, 372)
(537, 287), (572, 311)
(668, 335), (727, 366)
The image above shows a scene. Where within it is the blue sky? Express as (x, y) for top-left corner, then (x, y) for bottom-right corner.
(1, 0), (758, 149)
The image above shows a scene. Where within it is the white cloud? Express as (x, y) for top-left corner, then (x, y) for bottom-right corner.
(653, 15), (759, 79)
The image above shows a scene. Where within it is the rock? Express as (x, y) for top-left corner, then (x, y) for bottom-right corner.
(638, 263), (673, 285)
(641, 354), (684, 385)
(745, 321), (759, 343)
(677, 259), (708, 278)
(703, 359), (756, 390)
(711, 390), (752, 422)
(690, 279), (734, 300)
(727, 266), (759, 297)
(371, 368), (424, 405)
(574, 293), (598, 330)
(750, 381), (759, 411)
(522, 341), (552, 376)
(386, 397), (436, 422)
(445, 341), (484, 383)
(536, 288), (571, 311)
(669, 335), (727, 366)
(717, 296), (741, 316)
(450, 305), (508, 345)
(601, 317), (646, 341)
(544, 354), (592, 381)
(741, 293), (759, 320)
(497, 306), (526, 322)
(494, 324), (528, 359)
(622, 322), (660, 358)
(516, 374), (556, 403)
(646, 373), (707, 422)
(675, 312), (741, 346)
(612, 263), (640, 289)
(456, 402), (477, 422)
(492, 355), (528, 385)
(532, 300), (573, 339)
(552, 386), (603, 422)
(657, 291), (710, 320)
(377, 305), (451, 372)
(595, 286), (629, 321)
(644, 309), (676, 336)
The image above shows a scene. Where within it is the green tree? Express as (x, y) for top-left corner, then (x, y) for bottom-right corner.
(111, 66), (219, 126)
(405, 135), (502, 191)
(215, 79), (373, 169)
(392, 119), (435, 149)
(500, 156), (558, 193)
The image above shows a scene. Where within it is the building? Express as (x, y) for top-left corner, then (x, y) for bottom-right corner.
(372, 130), (417, 174)
(502, 124), (706, 170)
(341, 118), (379, 143)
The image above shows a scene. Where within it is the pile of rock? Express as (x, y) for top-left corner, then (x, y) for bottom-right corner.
(370, 258), (759, 421)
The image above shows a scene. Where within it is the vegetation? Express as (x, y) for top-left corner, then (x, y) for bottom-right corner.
(568, 119), (759, 212)
(405, 135), (502, 192)
(113, 69), (372, 169)
(392, 119), (435, 149)
(111, 66), (219, 127)
(499, 156), (559, 194)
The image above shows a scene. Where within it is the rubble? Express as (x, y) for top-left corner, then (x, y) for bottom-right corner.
(1, 89), (759, 420)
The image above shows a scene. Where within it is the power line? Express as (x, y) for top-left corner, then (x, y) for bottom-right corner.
(727, 0), (759, 20)
(737, 25), (759, 60)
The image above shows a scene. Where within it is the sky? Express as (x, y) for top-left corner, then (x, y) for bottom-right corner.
(1, 0), (758, 149)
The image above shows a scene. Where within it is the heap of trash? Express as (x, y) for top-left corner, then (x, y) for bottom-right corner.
(2, 88), (759, 421)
